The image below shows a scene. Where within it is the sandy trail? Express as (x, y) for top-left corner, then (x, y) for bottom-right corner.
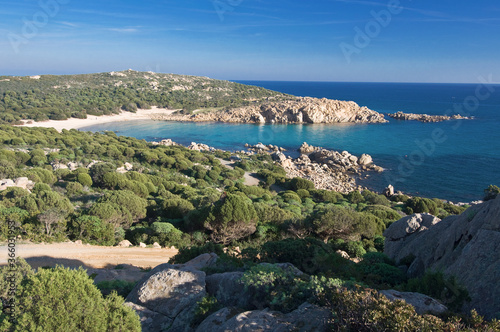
(217, 158), (261, 186)
(0, 242), (178, 269)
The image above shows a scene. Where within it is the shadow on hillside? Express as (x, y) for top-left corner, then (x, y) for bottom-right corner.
(19, 256), (119, 270)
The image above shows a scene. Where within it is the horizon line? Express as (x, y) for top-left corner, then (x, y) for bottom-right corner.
(1, 71), (498, 85)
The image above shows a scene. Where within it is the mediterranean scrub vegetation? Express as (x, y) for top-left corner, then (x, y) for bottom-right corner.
(0, 259), (140, 331)
(0, 125), (498, 330)
(0, 71), (289, 124)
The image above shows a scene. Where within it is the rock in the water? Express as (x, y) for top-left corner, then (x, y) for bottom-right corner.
(358, 154), (373, 165)
(152, 242), (161, 248)
(298, 142), (318, 154)
(380, 290), (448, 315)
(254, 143), (269, 151)
(139, 242), (147, 248)
(387, 111), (472, 122)
(384, 196), (500, 318)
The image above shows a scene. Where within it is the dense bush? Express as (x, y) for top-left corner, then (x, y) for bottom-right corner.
(9, 266), (140, 331)
(170, 242), (225, 264)
(484, 185), (500, 201)
(258, 238), (330, 274)
(204, 193), (258, 244)
(70, 215), (115, 246)
(405, 197), (439, 215)
(405, 270), (471, 311)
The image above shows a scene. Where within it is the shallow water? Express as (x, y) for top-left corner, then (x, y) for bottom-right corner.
(83, 82), (500, 202)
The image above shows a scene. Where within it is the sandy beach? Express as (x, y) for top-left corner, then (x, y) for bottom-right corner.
(20, 107), (175, 132)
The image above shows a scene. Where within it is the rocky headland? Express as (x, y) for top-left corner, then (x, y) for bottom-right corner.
(156, 97), (388, 124)
(244, 142), (382, 194)
(387, 111), (472, 122)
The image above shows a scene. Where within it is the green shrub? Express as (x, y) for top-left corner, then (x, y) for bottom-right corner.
(71, 215), (115, 246)
(170, 243), (224, 264)
(241, 265), (350, 313)
(346, 190), (364, 204)
(204, 193), (258, 244)
(362, 205), (401, 222)
(405, 197), (438, 215)
(192, 296), (222, 327)
(316, 287), (447, 331)
(345, 241), (366, 258)
(260, 238), (330, 274)
(356, 261), (406, 287)
(289, 177), (314, 191)
(362, 190), (391, 206)
(66, 181), (84, 196)
(14, 266), (141, 331)
(311, 189), (343, 203)
(96, 279), (137, 297)
(76, 172), (93, 187)
(484, 185), (500, 201)
(405, 271), (471, 311)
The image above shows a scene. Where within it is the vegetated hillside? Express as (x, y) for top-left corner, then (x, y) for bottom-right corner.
(0, 70), (289, 123)
(0, 125), (498, 330)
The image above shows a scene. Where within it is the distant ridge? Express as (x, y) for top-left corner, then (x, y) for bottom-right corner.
(0, 70), (385, 125)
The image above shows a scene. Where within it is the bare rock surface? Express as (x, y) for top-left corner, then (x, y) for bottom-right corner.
(125, 302), (173, 332)
(117, 239), (133, 247)
(380, 290), (448, 315)
(387, 111), (472, 122)
(196, 302), (332, 332)
(162, 97), (387, 124)
(384, 196), (500, 318)
(126, 263), (206, 332)
(0, 177), (35, 191)
(205, 272), (247, 308)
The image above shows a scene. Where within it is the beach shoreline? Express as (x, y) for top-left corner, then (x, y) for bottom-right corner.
(19, 107), (175, 132)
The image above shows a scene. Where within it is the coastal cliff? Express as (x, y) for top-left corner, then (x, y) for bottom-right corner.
(157, 97), (388, 124)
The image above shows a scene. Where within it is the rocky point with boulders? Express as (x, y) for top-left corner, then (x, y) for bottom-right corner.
(245, 141), (383, 194)
(159, 97), (388, 124)
(387, 111), (472, 122)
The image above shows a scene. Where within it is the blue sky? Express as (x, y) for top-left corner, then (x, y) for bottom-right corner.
(0, 0), (499, 82)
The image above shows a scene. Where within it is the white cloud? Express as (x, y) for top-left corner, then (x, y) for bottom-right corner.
(107, 28), (139, 33)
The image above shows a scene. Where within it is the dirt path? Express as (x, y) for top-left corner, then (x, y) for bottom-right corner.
(0, 242), (178, 269)
(217, 158), (261, 186)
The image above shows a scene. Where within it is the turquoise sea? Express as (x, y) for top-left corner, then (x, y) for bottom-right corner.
(82, 81), (500, 202)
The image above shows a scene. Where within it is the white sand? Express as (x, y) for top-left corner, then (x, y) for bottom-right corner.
(20, 107), (175, 132)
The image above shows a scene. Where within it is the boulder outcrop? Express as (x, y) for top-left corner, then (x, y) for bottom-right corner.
(195, 302), (332, 332)
(384, 196), (500, 318)
(380, 290), (448, 315)
(0, 177), (35, 191)
(126, 262), (208, 332)
(387, 111), (472, 122)
(162, 97), (387, 124)
(280, 143), (382, 193)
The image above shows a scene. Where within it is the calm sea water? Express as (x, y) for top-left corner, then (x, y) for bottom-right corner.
(82, 82), (500, 202)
